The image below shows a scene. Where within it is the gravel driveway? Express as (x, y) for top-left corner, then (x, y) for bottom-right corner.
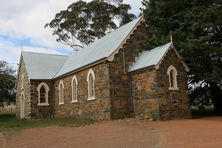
(1, 117), (222, 148)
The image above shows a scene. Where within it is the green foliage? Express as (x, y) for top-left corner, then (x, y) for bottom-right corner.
(0, 61), (16, 106)
(45, 0), (136, 50)
(143, 0), (222, 81)
(142, 0), (222, 113)
(0, 114), (94, 131)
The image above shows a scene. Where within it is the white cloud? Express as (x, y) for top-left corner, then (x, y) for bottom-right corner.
(0, 0), (143, 68)
(0, 41), (63, 66)
(124, 0), (142, 15)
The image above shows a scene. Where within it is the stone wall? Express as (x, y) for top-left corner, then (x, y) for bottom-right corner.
(131, 68), (160, 120)
(54, 63), (111, 120)
(30, 80), (54, 118)
(109, 49), (132, 119)
(16, 19), (190, 121)
(16, 56), (31, 119)
(130, 48), (190, 120)
(156, 49), (191, 120)
(124, 22), (150, 70)
(109, 22), (150, 119)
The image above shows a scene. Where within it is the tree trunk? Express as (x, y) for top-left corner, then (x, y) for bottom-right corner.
(210, 82), (222, 115)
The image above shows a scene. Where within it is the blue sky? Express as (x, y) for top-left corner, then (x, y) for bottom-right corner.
(0, 0), (142, 68)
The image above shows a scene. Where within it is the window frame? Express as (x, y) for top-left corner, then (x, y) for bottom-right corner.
(20, 91), (25, 118)
(71, 75), (78, 103)
(21, 74), (24, 90)
(58, 80), (65, 105)
(167, 65), (179, 90)
(87, 69), (96, 101)
(37, 82), (50, 106)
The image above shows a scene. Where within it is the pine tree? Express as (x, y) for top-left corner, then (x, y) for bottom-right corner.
(142, 0), (222, 114)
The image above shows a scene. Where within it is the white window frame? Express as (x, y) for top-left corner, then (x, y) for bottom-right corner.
(58, 80), (64, 105)
(71, 75), (78, 103)
(21, 74), (24, 90)
(87, 69), (96, 101)
(37, 82), (50, 106)
(20, 91), (25, 119)
(167, 65), (179, 90)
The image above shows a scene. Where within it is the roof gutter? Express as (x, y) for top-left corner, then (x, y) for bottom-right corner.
(128, 64), (156, 74)
(53, 57), (107, 80)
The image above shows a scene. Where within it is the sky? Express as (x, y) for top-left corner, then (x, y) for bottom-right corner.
(0, 0), (143, 68)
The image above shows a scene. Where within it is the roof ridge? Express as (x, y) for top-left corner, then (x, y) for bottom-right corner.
(52, 57), (70, 78)
(129, 42), (172, 72)
(55, 16), (143, 78)
(67, 16), (143, 59)
(22, 51), (69, 57)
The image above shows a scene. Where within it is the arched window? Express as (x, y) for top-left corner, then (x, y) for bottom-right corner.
(71, 75), (78, 103)
(59, 80), (64, 105)
(37, 82), (50, 106)
(167, 65), (179, 90)
(21, 74), (24, 90)
(20, 91), (25, 118)
(87, 69), (95, 100)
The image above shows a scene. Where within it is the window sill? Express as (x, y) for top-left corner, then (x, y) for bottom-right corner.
(71, 100), (78, 103)
(87, 97), (95, 101)
(169, 87), (179, 91)
(37, 103), (49, 106)
(59, 102), (64, 105)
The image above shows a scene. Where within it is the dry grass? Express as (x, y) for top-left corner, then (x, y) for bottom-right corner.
(0, 104), (16, 115)
(0, 114), (95, 131)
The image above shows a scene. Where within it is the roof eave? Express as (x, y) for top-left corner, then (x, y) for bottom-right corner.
(128, 64), (156, 73)
(155, 43), (190, 72)
(54, 57), (107, 80)
(107, 17), (144, 62)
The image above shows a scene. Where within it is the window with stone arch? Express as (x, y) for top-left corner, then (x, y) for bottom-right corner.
(71, 75), (78, 103)
(21, 74), (24, 90)
(37, 82), (50, 106)
(167, 65), (179, 90)
(58, 80), (64, 105)
(20, 91), (25, 118)
(87, 69), (95, 100)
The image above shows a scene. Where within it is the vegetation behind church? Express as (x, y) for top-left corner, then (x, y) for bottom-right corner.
(0, 61), (16, 107)
(45, 0), (136, 50)
(142, 0), (222, 114)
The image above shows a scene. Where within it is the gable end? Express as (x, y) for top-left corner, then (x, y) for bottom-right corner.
(155, 43), (190, 72)
(107, 17), (145, 62)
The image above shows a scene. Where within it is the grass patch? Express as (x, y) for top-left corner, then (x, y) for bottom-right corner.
(0, 114), (94, 131)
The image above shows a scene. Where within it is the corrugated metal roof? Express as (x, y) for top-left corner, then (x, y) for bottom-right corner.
(54, 17), (143, 78)
(128, 42), (172, 72)
(22, 52), (68, 80)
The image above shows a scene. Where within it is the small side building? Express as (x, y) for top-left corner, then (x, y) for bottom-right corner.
(16, 17), (191, 120)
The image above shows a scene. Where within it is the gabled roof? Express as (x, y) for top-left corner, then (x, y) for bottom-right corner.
(54, 17), (143, 78)
(22, 52), (68, 80)
(128, 42), (190, 72)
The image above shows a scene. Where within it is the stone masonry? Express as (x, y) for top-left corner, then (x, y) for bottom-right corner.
(156, 49), (191, 120)
(109, 22), (150, 119)
(16, 18), (190, 120)
(30, 80), (54, 118)
(131, 48), (191, 120)
(16, 57), (31, 119)
(53, 63), (111, 120)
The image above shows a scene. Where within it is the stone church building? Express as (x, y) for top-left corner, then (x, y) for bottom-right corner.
(16, 17), (191, 120)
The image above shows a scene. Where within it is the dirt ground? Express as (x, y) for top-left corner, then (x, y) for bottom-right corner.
(1, 117), (222, 148)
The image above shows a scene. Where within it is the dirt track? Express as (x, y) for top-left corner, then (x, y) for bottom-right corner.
(1, 117), (222, 148)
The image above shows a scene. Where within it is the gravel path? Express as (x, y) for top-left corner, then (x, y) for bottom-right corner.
(1, 117), (222, 148)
